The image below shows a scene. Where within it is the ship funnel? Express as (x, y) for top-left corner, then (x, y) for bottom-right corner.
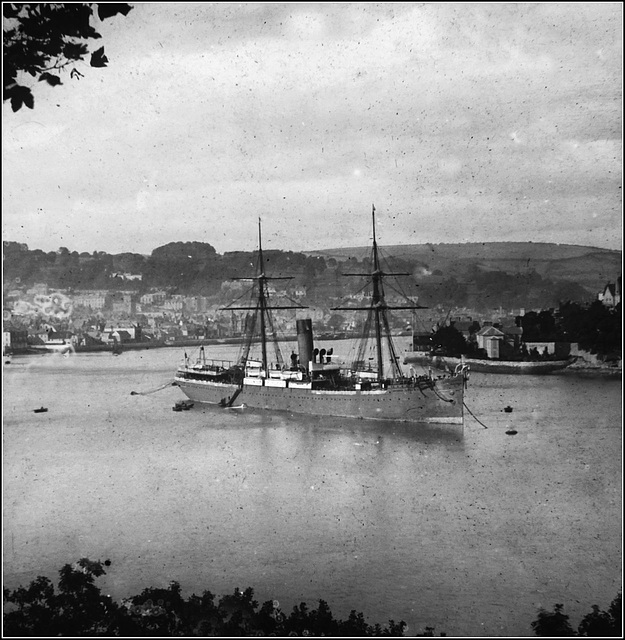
(296, 318), (314, 367)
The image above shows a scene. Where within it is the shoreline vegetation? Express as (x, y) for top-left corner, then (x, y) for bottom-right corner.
(2, 560), (621, 637)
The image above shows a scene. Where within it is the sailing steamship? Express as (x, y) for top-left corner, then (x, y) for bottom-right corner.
(174, 208), (468, 424)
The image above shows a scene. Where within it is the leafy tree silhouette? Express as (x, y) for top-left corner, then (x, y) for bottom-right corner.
(531, 603), (576, 636)
(577, 593), (622, 637)
(5, 559), (620, 637)
(3, 558), (411, 636)
(431, 324), (469, 356)
(531, 597), (623, 637)
(3, 3), (132, 111)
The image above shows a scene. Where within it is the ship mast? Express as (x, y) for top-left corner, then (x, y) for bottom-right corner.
(256, 218), (269, 372)
(221, 218), (306, 374)
(371, 205), (385, 379)
(332, 205), (426, 380)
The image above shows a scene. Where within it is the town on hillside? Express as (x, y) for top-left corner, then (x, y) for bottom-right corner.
(2, 268), (621, 366)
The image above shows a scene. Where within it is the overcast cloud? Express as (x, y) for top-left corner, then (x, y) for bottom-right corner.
(2, 2), (622, 254)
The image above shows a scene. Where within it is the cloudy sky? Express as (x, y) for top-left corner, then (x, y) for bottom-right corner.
(2, 2), (622, 255)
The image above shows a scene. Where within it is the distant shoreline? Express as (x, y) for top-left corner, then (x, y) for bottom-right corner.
(7, 334), (316, 356)
(7, 339), (621, 378)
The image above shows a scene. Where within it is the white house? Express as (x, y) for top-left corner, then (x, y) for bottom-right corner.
(598, 277), (621, 308)
(476, 325), (505, 359)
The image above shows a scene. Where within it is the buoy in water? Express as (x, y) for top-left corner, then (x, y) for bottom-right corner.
(504, 406), (513, 413)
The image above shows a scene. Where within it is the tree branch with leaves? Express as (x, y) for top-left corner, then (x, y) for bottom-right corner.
(3, 3), (132, 111)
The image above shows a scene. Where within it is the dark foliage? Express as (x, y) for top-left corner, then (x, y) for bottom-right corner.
(3, 240), (331, 298)
(3, 559), (123, 636)
(517, 310), (559, 341)
(557, 300), (622, 356)
(3, 559), (410, 637)
(511, 303), (622, 357)
(3, 3), (132, 111)
(576, 592), (622, 637)
(531, 603), (576, 636)
(4, 561), (621, 637)
(430, 324), (470, 356)
(531, 594), (622, 637)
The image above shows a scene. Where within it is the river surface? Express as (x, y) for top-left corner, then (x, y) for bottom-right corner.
(2, 342), (622, 636)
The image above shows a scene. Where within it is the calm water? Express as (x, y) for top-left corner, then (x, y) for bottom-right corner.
(2, 344), (622, 637)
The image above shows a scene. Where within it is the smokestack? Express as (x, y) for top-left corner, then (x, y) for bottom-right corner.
(296, 318), (314, 368)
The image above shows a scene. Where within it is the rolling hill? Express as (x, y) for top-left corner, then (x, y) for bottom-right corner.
(306, 242), (622, 296)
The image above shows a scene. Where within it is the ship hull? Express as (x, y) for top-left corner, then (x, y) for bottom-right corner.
(404, 352), (575, 375)
(174, 374), (465, 424)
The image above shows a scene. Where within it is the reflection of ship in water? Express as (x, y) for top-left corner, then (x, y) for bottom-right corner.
(175, 207), (468, 424)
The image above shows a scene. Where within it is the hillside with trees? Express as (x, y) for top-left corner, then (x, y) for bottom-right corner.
(309, 242), (621, 299)
(2, 240), (619, 312)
